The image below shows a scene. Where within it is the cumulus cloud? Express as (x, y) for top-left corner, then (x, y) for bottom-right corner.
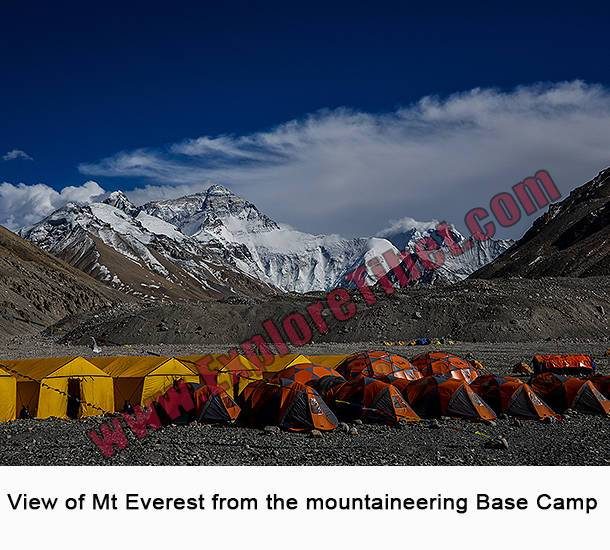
(0, 180), (105, 230)
(73, 81), (610, 237)
(2, 149), (33, 161)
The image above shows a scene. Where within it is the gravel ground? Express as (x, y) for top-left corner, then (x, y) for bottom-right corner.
(0, 338), (608, 466)
(38, 277), (610, 347)
(1, 409), (609, 466)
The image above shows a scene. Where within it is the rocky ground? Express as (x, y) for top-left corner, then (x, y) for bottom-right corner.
(1, 272), (608, 467)
(35, 277), (609, 347)
(0, 338), (608, 466)
(2, 410), (609, 467)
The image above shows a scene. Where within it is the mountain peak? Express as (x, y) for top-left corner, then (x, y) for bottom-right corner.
(206, 183), (235, 196)
(103, 190), (137, 215)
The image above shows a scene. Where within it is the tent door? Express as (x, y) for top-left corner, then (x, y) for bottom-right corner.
(67, 378), (82, 419)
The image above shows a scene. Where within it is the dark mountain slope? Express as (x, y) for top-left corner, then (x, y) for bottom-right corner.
(474, 168), (610, 279)
(0, 225), (126, 338)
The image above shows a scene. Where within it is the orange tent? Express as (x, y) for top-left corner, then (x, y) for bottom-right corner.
(270, 363), (344, 386)
(589, 375), (610, 399)
(393, 375), (496, 421)
(327, 377), (420, 425)
(532, 354), (595, 376)
(411, 352), (479, 383)
(192, 384), (241, 424)
(470, 375), (558, 420)
(238, 378), (338, 432)
(530, 373), (610, 415)
(337, 351), (421, 382)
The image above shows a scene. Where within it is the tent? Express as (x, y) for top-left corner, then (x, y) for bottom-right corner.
(589, 375), (610, 399)
(305, 355), (349, 369)
(530, 373), (610, 415)
(238, 378), (338, 432)
(2, 356), (114, 419)
(154, 378), (197, 425)
(532, 354), (595, 376)
(192, 383), (241, 423)
(411, 352), (479, 383)
(470, 374), (559, 420)
(327, 377), (420, 425)
(271, 363), (344, 386)
(0, 365), (17, 421)
(92, 356), (199, 409)
(337, 351), (422, 382)
(262, 354), (312, 378)
(392, 376), (496, 421)
(193, 355), (262, 399)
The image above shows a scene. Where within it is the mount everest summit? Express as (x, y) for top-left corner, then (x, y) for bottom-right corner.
(20, 184), (512, 300)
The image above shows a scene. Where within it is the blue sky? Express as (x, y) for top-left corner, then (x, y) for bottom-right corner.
(2, 1), (610, 236)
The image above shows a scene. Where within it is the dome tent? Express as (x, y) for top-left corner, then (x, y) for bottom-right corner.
(337, 351), (421, 382)
(589, 375), (610, 399)
(238, 378), (338, 432)
(411, 352), (480, 383)
(393, 376), (496, 421)
(530, 373), (610, 415)
(305, 354), (350, 369)
(262, 354), (313, 377)
(327, 377), (420, 425)
(271, 363), (344, 386)
(192, 383), (241, 423)
(470, 375), (559, 420)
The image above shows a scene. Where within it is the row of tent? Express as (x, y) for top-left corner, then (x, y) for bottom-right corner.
(0, 353), (324, 421)
(0, 351), (608, 429)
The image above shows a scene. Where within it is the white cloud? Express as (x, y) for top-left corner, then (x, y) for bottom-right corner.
(0, 181), (105, 230)
(74, 81), (610, 237)
(377, 217), (440, 238)
(2, 149), (33, 161)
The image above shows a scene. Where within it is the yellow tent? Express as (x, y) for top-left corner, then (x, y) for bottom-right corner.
(263, 354), (312, 376)
(178, 353), (313, 396)
(0, 365), (17, 421)
(177, 355), (225, 371)
(178, 355), (261, 399)
(2, 356), (114, 419)
(92, 356), (199, 408)
(216, 355), (262, 398)
(306, 354), (349, 369)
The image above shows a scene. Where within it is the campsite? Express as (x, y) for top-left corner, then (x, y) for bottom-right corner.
(0, 155), (608, 466)
(0, 337), (608, 466)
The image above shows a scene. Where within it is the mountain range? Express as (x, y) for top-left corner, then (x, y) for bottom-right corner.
(18, 184), (513, 300)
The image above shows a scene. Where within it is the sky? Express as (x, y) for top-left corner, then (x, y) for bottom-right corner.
(2, 1), (610, 237)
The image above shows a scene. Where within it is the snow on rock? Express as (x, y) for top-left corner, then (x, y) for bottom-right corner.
(136, 211), (186, 242)
(102, 190), (138, 216)
(141, 188), (399, 292)
(142, 185), (511, 292)
(23, 184), (512, 296)
(378, 217), (513, 284)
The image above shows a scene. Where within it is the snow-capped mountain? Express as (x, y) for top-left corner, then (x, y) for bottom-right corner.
(20, 191), (276, 301)
(141, 186), (399, 292)
(21, 184), (512, 299)
(377, 218), (513, 284)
